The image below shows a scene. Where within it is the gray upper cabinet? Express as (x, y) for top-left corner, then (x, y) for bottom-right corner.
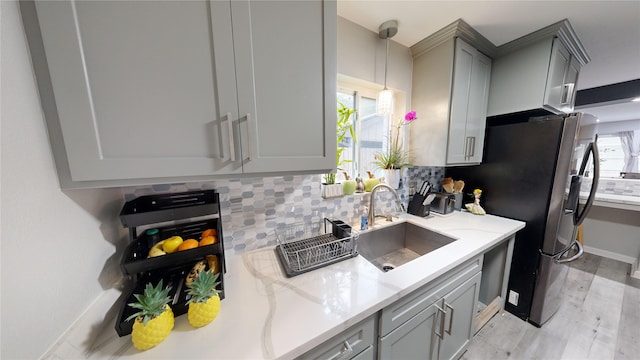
(231, 1), (336, 174)
(21, 0), (336, 188)
(447, 40), (492, 165)
(487, 20), (590, 117)
(410, 20), (493, 167)
(543, 38), (581, 114)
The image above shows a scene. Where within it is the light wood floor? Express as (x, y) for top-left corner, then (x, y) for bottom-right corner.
(463, 253), (640, 360)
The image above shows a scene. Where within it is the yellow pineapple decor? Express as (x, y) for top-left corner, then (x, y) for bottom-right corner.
(126, 280), (174, 350)
(186, 270), (221, 328)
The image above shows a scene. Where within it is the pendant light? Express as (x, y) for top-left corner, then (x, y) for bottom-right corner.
(377, 20), (398, 115)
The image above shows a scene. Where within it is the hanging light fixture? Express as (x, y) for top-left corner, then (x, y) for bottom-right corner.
(377, 20), (398, 115)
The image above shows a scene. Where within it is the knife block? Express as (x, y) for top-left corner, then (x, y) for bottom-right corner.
(407, 194), (430, 217)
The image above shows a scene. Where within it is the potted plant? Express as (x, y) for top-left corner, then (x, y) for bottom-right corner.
(342, 172), (357, 195)
(373, 110), (418, 188)
(323, 102), (356, 198)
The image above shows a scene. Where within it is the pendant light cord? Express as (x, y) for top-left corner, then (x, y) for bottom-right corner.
(384, 36), (389, 90)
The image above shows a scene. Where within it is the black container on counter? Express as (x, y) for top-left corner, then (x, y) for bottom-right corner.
(115, 190), (226, 337)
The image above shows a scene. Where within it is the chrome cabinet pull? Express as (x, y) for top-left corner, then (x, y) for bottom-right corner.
(445, 302), (454, 335)
(464, 137), (470, 160)
(561, 82), (575, 105)
(335, 340), (354, 360)
(465, 136), (476, 160)
(245, 113), (254, 161)
(435, 304), (446, 340)
(226, 112), (236, 162)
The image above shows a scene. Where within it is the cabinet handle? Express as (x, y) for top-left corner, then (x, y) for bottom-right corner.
(335, 340), (354, 360)
(561, 83), (575, 105)
(445, 302), (454, 335)
(435, 304), (446, 340)
(465, 136), (476, 160)
(245, 113), (254, 161)
(226, 112), (236, 162)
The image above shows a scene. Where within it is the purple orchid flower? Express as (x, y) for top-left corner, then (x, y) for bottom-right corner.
(404, 110), (417, 122)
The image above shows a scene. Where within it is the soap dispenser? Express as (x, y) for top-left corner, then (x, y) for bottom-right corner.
(360, 206), (369, 230)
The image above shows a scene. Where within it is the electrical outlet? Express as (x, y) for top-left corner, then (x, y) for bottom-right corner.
(508, 290), (519, 306)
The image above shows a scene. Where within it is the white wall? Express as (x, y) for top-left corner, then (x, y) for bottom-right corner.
(337, 17), (413, 111)
(1, 2), (126, 358)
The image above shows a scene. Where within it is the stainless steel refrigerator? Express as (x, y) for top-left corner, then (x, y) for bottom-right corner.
(446, 113), (599, 327)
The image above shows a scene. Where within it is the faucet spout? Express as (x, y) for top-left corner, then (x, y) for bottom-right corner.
(368, 183), (405, 226)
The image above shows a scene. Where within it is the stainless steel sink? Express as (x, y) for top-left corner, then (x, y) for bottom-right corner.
(357, 222), (456, 272)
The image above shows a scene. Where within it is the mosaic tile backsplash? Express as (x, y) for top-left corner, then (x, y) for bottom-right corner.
(123, 167), (444, 256)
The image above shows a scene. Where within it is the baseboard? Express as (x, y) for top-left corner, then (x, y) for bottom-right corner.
(582, 246), (637, 265)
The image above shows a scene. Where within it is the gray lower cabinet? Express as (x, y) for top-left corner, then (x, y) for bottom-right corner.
(20, 0), (336, 189)
(301, 257), (483, 360)
(298, 315), (377, 360)
(378, 257), (482, 360)
(438, 272), (482, 360)
(379, 301), (440, 359)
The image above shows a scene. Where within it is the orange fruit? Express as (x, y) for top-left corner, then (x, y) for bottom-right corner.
(177, 239), (199, 251)
(201, 228), (217, 239)
(199, 235), (217, 247)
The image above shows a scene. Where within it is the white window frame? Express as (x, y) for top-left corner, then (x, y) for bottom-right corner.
(337, 74), (405, 180)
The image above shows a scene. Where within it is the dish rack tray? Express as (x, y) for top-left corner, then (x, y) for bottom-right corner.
(275, 218), (358, 277)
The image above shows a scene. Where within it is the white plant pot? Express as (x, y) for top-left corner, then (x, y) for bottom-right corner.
(321, 183), (343, 199)
(383, 169), (402, 189)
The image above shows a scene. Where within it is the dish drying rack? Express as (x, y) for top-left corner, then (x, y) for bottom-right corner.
(275, 218), (358, 277)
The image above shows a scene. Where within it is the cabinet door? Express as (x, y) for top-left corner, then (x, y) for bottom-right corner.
(31, 0), (242, 182)
(230, 0), (336, 173)
(379, 303), (439, 360)
(543, 38), (572, 114)
(299, 315), (376, 360)
(438, 272), (482, 360)
(351, 346), (374, 360)
(447, 39), (492, 165)
(562, 56), (581, 113)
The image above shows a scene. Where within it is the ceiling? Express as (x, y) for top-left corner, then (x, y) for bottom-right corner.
(337, 0), (640, 123)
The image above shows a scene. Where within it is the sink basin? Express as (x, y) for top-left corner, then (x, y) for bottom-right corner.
(357, 222), (456, 272)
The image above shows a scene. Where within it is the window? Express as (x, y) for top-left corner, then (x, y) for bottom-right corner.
(337, 77), (404, 181)
(596, 135), (626, 178)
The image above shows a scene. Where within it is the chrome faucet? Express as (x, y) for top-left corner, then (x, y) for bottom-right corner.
(368, 183), (405, 226)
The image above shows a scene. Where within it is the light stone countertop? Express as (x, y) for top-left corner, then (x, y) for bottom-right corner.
(579, 192), (640, 211)
(65, 211), (524, 360)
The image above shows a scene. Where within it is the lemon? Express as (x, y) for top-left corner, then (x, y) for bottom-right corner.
(147, 240), (166, 258)
(148, 247), (166, 258)
(162, 236), (183, 253)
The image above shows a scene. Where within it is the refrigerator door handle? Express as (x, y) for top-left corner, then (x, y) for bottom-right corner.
(575, 139), (600, 226)
(555, 240), (583, 264)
